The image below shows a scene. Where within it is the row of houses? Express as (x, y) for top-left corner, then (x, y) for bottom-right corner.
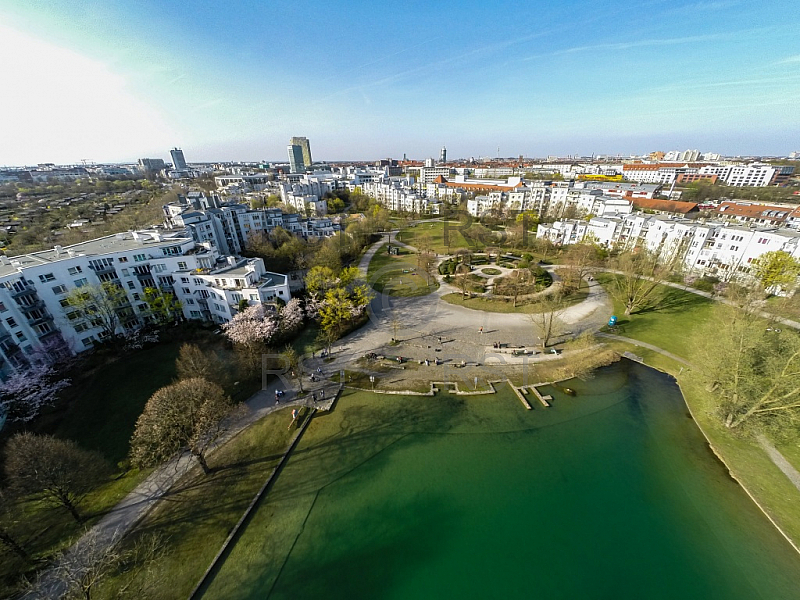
(537, 213), (800, 285)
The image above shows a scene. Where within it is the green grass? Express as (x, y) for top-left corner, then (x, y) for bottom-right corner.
(367, 244), (438, 297)
(395, 221), (485, 254)
(595, 273), (715, 358)
(481, 267), (502, 275)
(47, 342), (182, 464)
(94, 408), (299, 600)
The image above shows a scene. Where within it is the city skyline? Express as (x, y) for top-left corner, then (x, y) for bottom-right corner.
(1, 0), (799, 165)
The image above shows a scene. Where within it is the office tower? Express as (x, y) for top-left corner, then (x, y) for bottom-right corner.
(170, 148), (187, 170)
(288, 144), (305, 174)
(440, 146), (447, 164)
(290, 136), (312, 167)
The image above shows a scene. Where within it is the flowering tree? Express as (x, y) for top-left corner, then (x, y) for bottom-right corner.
(279, 298), (304, 334)
(0, 362), (71, 423)
(222, 303), (279, 350)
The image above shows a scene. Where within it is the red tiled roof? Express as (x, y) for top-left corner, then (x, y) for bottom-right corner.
(632, 198), (698, 214)
(715, 201), (790, 221)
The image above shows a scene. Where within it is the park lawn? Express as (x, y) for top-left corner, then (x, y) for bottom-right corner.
(368, 244), (438, 297)
(96, 407), (298, 600)
(595, 273), (715, 358)
(0, 468), (150, 598)
(440, 283), (589, 314)
(395, 221), (484, 254)
(48, 342), (183, 464)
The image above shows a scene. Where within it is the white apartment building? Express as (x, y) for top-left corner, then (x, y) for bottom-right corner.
(0, 230), (295, 374)
(698, 163), (778, 187)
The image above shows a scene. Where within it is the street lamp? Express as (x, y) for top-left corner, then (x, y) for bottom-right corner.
(370, 375), (375, 392)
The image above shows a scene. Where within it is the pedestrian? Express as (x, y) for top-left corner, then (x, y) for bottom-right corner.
(312, 392), (317, 403)
(275, 390), (280, 405)
(312, 351), (315, 359)
(425, 359), (429, 366)
(321, 389), (325, 399)
(438, 336), (442, 344)
(479, 326), (483, 335)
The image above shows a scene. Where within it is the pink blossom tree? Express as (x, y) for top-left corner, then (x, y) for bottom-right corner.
(0, 360), (71, 424)
(222, 304), (279, 374)
(279, 298), (304, 334)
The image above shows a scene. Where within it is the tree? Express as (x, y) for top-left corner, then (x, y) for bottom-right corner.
(4, 433), (109, 523)
(0, 361), (71, 423)
(130, 378), (234, 474)
(305, 266), (339, 295)
(222, 303), (279, 371)
(278, 297), (304, 334)
(66, 282), (130, 339)
(692, 302), (800, 431)
(529, 291), (566, 350)
(55, 528), (166, 600)
(608, 249), (672, 315)
(281, 345), (303, 393)
(416, 249), (437, 285)
(142, 287), (182, 325)
(561, 243), (604, 293)
(175, 343), (224, 384)
(454, 263), (472, 298)
(751, 250), (800, 294)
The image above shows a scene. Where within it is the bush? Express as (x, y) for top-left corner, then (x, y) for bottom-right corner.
(691, 275), (720, 293)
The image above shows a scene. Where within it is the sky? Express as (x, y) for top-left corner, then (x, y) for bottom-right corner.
(1, 0), (799, 165)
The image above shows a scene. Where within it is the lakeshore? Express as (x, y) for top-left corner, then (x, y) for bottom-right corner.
(199, 360), (800, 599)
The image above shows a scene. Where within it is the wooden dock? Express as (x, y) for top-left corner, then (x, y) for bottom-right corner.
(512, 385), (532, 410)
(530, 386), (552, 407)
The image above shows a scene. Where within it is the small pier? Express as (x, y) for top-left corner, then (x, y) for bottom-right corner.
(530, 386), (552, 407)
(511, 385), (532, 410)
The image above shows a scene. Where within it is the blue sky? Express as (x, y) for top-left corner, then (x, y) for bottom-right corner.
(1, 0), (799, 165)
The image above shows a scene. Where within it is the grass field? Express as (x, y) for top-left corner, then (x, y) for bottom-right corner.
(395, 221), (485, 254)
(367, 244), (438, 297)
(94, 408), (298, 600)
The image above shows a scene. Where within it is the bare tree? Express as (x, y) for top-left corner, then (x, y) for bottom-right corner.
(281, 346), (303, 393)
(55, 528), (166, 600)
(608, 249), (673, 316)
(416, 249), (437, 285)
(561, 243), (603, 293)
(4, 433), (110, 523)
(691, 302), (800, 431)
(175, 343), (225, 385)
(129, 378), (235, 474)
(66, 282), (131, 339)
(529, 291), (566, 350)
(454, 263), (472, 299)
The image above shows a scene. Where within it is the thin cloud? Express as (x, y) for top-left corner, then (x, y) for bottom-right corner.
(523, 29), (768, 60)
(778, 55), (800, 64)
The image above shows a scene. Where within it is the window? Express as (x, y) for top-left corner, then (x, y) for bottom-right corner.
(178, 262), (187, 270)
(15, 332), (26, 342)
(39, 273), (55, 282)
(180, 277), (189, 283)
(127, 281), (136, 290)
(118, 256), (128, 263)
(67, 311), (80, 321)
(52, 284), (67, 294)
(74, 278), (88, 288)
(133, 293), (141, 301)
(121, 268), (130, 276)
(190, 310), (201, 318)
(59, 298), (70, 308)
(134, 253), (147, 262)
(82, 337), (95, 347)
(185, 298), (195, 305)
(6, 318), (17, 328)
(182, 287), (191, 294)
(68, 266), (82, 275)
(74, 322), (89, 333)
(138, 303), (148, 312)
(0, 302), (6, 312)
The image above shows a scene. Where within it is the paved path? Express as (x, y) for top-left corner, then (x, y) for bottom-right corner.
(595, 332), (693, 367)
(757, 435), (800, 493)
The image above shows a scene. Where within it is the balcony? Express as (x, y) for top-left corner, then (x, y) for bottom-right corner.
(89, 264), (116, 274)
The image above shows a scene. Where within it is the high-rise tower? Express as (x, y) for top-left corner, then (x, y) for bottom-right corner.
(440, 146), (447, 164)
(287, 144), (305, 174)
(290, 136), (312, 167)
(170, 147), (187, 170)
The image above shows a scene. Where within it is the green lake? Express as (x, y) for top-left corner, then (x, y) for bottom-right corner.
(201, 360), (800, 599)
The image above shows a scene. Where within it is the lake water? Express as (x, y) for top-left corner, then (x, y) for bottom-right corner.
(201, 360), (800, 599)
